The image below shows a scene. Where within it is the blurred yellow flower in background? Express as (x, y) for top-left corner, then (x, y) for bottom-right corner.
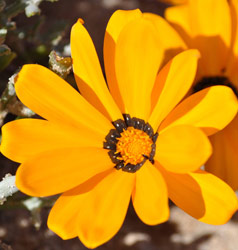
(1, 9), (238, 248)
(159, 0), (188, 5)
(147, 0), (238, 190)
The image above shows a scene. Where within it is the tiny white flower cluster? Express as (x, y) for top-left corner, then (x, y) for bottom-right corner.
(22, 0), (58, 17)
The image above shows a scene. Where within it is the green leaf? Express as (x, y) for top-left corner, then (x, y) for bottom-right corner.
(0, 44), (10, 56)
(0, 28), (7, 45)
(3, 0), (26, 19)
(0, 50), (16, 71)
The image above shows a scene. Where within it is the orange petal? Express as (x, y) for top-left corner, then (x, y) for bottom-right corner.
(206, 115), (238, 190)
(76, 169), (134, 249)
(115, 18), (162, 120)
(165, 4), (192, 45)
(160, 86), (238, 136)
(149, 49), (200, 130)
(229, 0), (238, 58)
(104, 9), (142, 112)
(1, 118), (103, 163)
(158, 164), (238, 225)
(155, 125), (212, 173)
(143, 12), (187, 71)
(226, 57), (238, 88)
(166, 0), (232, 75)
(15, 64), (113, 136)
(16, 147), (113, 196)
(132, 161), (169, 225)
(71, 19), (122, 121)
(48, 169), (111, 240)
(226, 0), (238, 86)
(188, 0), (231, 47)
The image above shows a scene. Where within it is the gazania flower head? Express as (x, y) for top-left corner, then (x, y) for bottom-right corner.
(1, 9), (238, 248)
(146, 0), (238, 189)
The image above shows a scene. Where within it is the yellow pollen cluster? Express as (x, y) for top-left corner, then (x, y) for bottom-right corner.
(116, 127), (153, 165)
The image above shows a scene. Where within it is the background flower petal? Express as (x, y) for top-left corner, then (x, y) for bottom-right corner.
(155, 125), (211, 173)
(71, 19), (122, 121)
(226, 0), (238, 88)
(76, 169), (134, 249)
(158, 165), (238, 225)
(15, 64), (113, 136)
(132, 161), (169, 225)
(148, 49), (199, 130)
(115, 17), (162, 120)
(1, 119), (104, 163)
(143, 12), (187, 75)
(230, 0), (238, 58)
(16, 147), (113, 196)
(159, 86), (238, 136)
(206, 116), (238, 190)
(104, 9), (142, 112)
(165, 0), (231, 75)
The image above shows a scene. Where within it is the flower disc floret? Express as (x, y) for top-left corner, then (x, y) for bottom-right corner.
(104, 114), (158, 173)
(116, 127), (153, 165)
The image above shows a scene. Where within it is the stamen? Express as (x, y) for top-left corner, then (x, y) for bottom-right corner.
(194, 76), (238, 98)
(104, 115), (158, 173)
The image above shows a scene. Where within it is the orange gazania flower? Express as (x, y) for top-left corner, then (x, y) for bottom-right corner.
(1, 10), (238, 249)
(150, 0), (238, 190)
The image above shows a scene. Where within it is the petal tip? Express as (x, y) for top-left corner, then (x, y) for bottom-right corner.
(186, 49), (201, 59)
(78, 236), (101, 249)
(77, 18), (84, 25)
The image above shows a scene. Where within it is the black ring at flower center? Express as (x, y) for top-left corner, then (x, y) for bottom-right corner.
(194, 76), (238, 98)
(103, 114), (158, 173)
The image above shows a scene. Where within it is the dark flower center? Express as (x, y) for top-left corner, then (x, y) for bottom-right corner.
(194, 76), (238, 98)
(103, 114), (158, 173)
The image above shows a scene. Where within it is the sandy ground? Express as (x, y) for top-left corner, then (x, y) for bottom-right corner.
(0, 202), (238, 250)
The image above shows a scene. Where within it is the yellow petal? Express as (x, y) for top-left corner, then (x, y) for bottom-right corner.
(16, 147), (113, 196)
(206, 115), (238, 190)
(166, 0), (232, 75)
(155, 125), (212, 173)
(160, 86), (238, 136)
(115, 18), (162, 120)
(71, 19), (122, 121)
(143, 12), (187, 72)
(104, 9), (142, 112)
(15, 64), (113, 136)
(158, 165), (238, 225)
(149, 49), (200, 130)
(76, 169), (134, 249)
(132, 161), (169, 225)
(48, 170), (111, 240)
(1, 119), (104, 163)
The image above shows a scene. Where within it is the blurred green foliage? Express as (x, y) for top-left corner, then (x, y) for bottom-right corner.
(0, 0), (71, 126)
(0, 0), (73, 211)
